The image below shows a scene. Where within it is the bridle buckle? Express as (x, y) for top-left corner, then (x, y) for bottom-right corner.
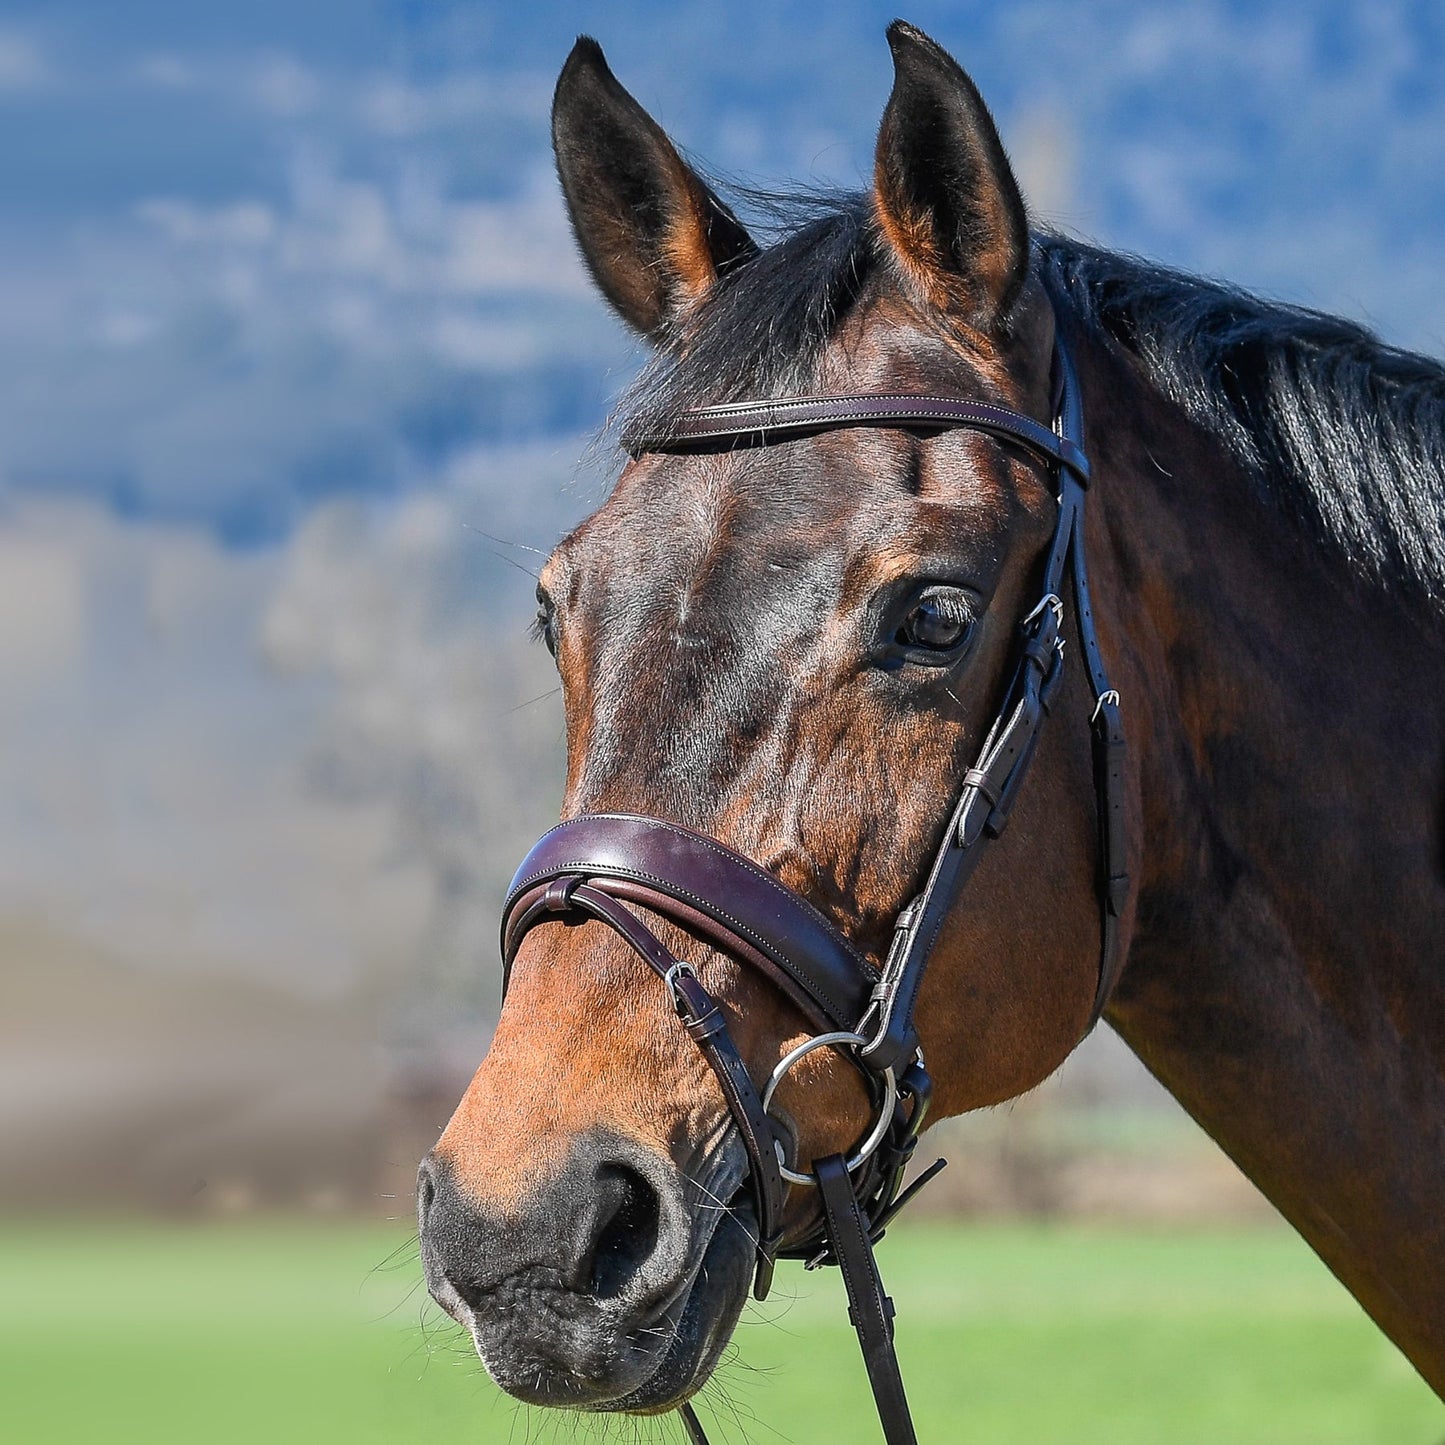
(1091, 687), (1121, 724)
(664, 960), (700, 1017)
(1023, 591), (1064, 629)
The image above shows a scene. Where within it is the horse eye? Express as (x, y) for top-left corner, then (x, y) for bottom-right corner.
(897, 591), (973, 653)
(533, 587), (558, 658)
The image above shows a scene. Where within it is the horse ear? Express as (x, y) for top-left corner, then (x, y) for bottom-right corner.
(873, 22), (1029, 329)
(552, 38), (757, 339)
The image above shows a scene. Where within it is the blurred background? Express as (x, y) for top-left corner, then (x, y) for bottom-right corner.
(2, 1), (1443, 1441)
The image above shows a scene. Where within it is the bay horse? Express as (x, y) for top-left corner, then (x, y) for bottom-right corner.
(418, 19), (1445, 1432)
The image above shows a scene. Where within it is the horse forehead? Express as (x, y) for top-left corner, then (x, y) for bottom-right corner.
(562, 423), (1020, 660)
(583, 450), (868, 602)
(560, 462), (861, 764)
(596, 493), (847, 664)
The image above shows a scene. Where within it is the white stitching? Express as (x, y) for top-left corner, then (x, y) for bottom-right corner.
(508, 866), (867, 1022)
(624, 395), (1090, 478)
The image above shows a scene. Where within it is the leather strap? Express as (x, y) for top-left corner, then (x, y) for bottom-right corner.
(503, 875), (788, 1296)
(669, 961), (787, 1299)
(623, 393), (1089, 483)
(859, 331), (1128, 1067)
(678, 1403), (709, 1444)
(861, 595), (1066, 1072)
(505, 813), (876, 1035)
(501, 818), (932, 1276)
(816, 1154), (918, 1445)
(675, 1155), (929, 1445)
(1052, 337), (1130, 1030)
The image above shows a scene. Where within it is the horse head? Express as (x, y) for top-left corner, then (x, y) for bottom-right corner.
(418, 21), (1130, 1417)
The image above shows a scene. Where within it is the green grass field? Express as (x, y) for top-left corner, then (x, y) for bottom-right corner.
(3, 1219), (1439, 1445)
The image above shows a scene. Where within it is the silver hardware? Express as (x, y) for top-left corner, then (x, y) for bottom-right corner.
(855, 998), (882, 1036)
(1023, 592), (1064, 627)
(1091, 688), (1121, 723)
(761, 1031), (899, 1187)
(892, 897), (921, 933)
(664, 960), (698, 1013)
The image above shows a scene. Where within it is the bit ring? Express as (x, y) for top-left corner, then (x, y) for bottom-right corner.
(761, 1031), (898, 1187)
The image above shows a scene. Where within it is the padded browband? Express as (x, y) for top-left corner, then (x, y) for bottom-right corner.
(623, 393), (1090, 483)
(502, 813), (877, 1035)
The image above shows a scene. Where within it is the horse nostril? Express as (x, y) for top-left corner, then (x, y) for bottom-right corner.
(587, 1163), (661, 1300)
(417, 1136), (687, 1326)
(416, 1153), (439, 1226)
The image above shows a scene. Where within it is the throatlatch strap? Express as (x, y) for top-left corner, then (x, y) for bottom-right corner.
(1054, 334), (1130, 1031)
(816, 1154), (919, 1445)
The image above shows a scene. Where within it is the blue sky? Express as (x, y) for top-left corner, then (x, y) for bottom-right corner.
(3, 0), (1445, 544)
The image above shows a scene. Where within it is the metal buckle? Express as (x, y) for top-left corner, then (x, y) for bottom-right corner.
(1091, 687), (1121, 724)
(761, 1032), (898, 1187)
(664, 960), (698, 1016)
(1023, 592), (1064, 628)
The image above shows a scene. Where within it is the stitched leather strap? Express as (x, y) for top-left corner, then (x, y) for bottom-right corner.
(502, 876), (788, 1298)
(504, 813), (876, 1035)
(501, 815), (926, 1288)
(860, 329), (1128, 1066)
(623, 393), (1090, 483)
(1053, 337), (1129, 1031)
(861, 597), (1067, 1071)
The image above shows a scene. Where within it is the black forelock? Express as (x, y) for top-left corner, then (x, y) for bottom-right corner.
(614, 190), (879, 445)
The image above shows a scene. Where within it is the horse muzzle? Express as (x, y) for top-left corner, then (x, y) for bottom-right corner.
(416, 1129), (754, 1411)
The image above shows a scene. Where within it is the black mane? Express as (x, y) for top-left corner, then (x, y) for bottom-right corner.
(1036, 235), (1445, 611)
(617, 195), (1445, 611)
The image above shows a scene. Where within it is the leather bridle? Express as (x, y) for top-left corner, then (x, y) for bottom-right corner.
(499, 318), (1128, 1445)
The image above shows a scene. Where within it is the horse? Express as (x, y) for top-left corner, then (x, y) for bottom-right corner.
(417, 18), (1445, 1432)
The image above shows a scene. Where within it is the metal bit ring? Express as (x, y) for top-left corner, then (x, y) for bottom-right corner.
(761, 1031), (899, 1187)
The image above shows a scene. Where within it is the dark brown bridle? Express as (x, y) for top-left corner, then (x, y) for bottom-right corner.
(500, 318), (1128, 1444)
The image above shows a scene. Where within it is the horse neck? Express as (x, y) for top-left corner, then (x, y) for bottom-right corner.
(1083, 333), (1445, 1389)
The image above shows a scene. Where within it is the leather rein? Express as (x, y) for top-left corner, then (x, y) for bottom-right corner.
(500, 322), (1128, 1445)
